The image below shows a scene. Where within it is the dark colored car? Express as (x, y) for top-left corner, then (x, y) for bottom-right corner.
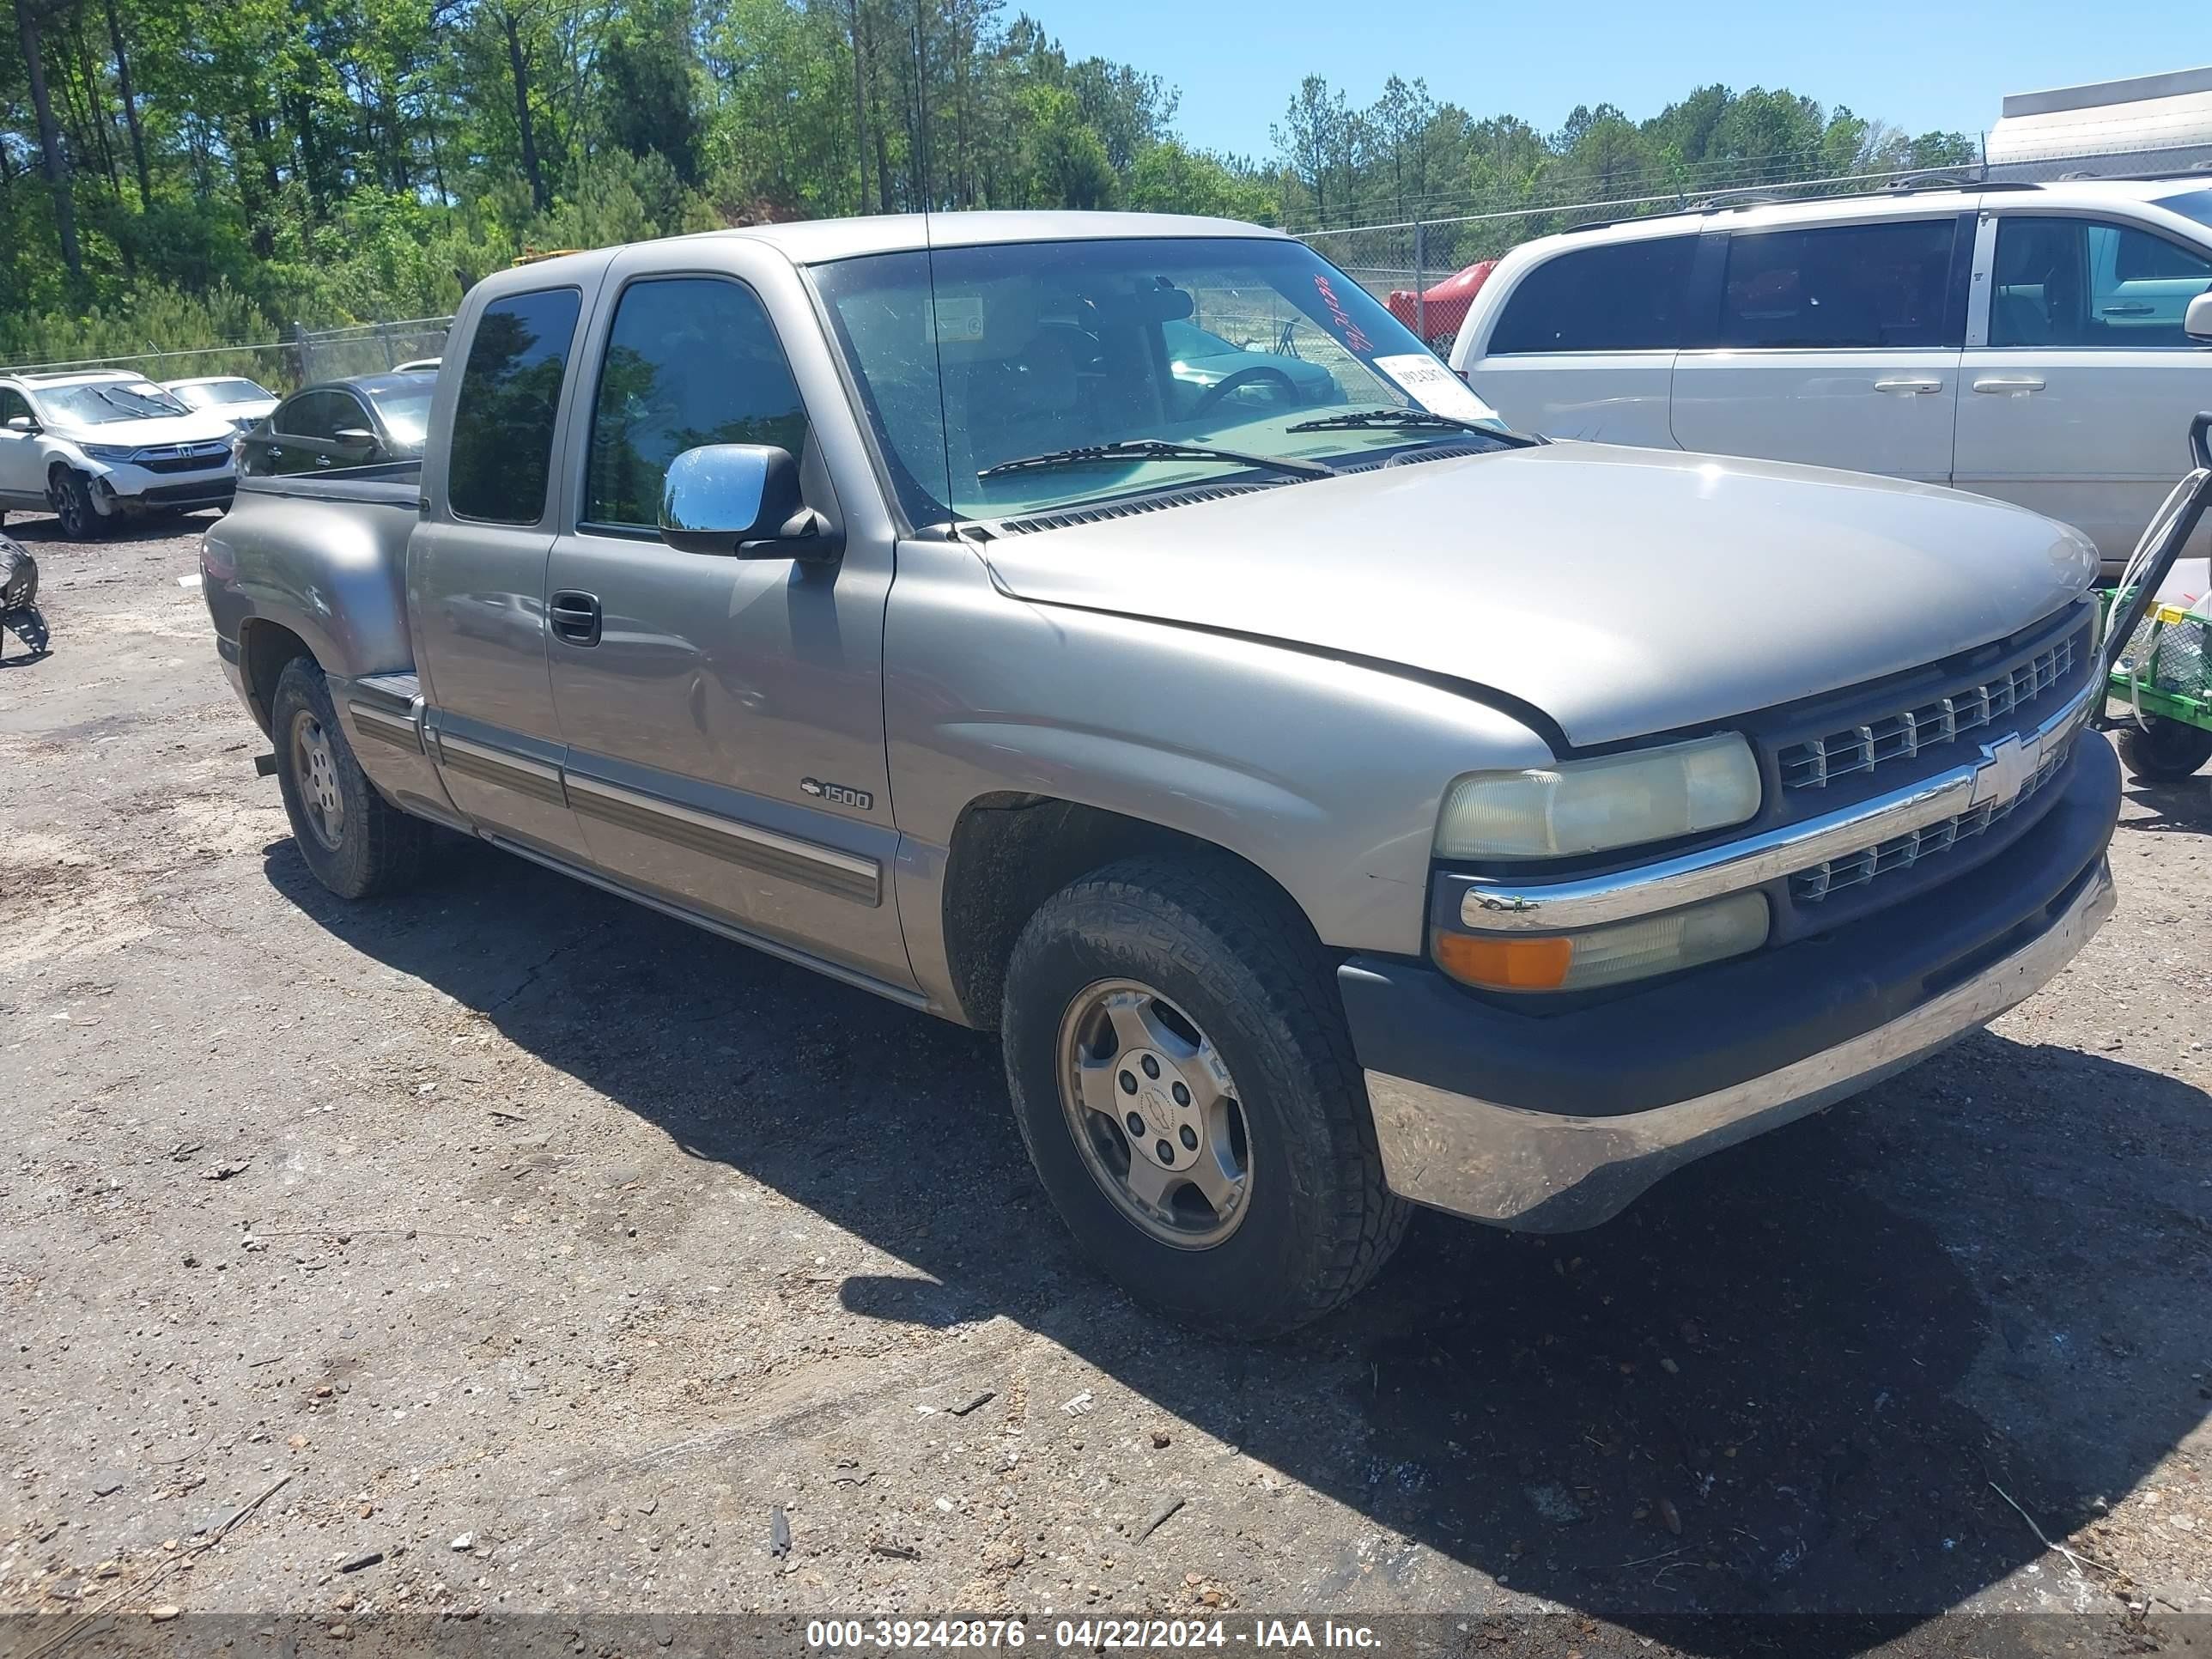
(238, 373), (434, 477)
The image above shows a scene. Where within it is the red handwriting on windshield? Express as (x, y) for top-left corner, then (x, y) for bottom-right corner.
(1311, 273), (1374, 356)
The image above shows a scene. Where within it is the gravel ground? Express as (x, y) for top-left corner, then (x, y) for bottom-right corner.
(3, 515), (2210, 1655)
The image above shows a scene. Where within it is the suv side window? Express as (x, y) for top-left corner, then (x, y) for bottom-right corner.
(450, 287), (583, 525)
(1991, 216), (2212, 348)
(0, 388), (32, 428)
(582, 276), (811, 531)
(1716, 220), (1958, 349)
(1489, 236), (1696, 354)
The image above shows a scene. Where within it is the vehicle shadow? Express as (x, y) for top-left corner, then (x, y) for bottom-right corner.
(266, 836), (2212, 1647)
(1, 507), (222, 546)
(2120, 775), (2212, 835)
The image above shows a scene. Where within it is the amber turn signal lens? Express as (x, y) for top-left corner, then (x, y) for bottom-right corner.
(1431, 930), (1573, 991)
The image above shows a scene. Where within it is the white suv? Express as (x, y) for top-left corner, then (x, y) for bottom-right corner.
(0, 369), (238, 538)
(1448, 178), (2212, 575)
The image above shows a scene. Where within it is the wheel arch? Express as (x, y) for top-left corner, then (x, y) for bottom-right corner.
(238, 617), (316, 736)
(936, 792), (1322, 1031)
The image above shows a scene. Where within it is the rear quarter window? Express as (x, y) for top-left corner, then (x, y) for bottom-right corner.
(448, 288), (583, 525)
(1488, 236), (1697, 354)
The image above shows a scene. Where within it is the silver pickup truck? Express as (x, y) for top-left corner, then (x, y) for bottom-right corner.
(203, 211), (2121, 1335)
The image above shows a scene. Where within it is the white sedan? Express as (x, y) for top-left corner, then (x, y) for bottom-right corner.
(162, 375), (282, 434)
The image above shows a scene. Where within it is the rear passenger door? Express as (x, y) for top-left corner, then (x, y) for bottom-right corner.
(1671, 214), (1971, 483)
(1954, 211), (2212, 571)
(411, 283), (596, 860)
(1463, 234), (1696, 446)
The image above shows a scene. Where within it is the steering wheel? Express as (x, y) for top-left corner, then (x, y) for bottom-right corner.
(1188, 367), (1297, 421)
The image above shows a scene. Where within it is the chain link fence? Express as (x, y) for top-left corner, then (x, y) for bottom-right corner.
(3, 316), (455, 395)
(292, 317), (453, 383)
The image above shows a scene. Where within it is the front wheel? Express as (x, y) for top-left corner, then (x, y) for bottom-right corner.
(48, 471), (97, 541)
(2118, 716), (2212, 781)
(1001, 856), (1408, 1338)
(270, 657), (431, 899)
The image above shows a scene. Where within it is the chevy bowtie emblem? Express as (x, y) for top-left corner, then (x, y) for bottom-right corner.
(1972, 732), (2035, 809)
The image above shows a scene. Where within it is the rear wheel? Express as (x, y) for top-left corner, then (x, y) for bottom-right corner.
(270, 657), (431, 898)
(48, 470), (96, 541)
(1001, 855), (1408, 1337)
(2118, 716), (2212, 781)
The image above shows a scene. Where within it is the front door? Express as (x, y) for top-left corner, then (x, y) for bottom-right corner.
(1671, 214), (1970, 484)
(0, 388), (42, 501)
(1954, 211), (2212, 571)
(543, 261), (909, 988)
(411, 283), (595, 860)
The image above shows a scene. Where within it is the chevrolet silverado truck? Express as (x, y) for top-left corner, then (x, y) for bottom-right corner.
(202, 212), (2121, 1335)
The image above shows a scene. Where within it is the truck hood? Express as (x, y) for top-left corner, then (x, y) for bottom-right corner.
(976, 442), (2100, 749)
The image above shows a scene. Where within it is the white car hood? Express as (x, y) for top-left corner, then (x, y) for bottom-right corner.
(975, 441), (2100, 749)
(52, 411), (239, 450)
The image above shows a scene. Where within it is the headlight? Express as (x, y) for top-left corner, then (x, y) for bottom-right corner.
(1434, 734), (1761, 862)
(1433, 890), (1770, 993)
(81, 443), (138, 463)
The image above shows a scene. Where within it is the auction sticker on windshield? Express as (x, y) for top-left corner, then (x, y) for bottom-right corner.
(1373, 353), (1499, 424)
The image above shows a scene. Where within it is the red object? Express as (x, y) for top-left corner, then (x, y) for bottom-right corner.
(1388, 259), (1497, 346)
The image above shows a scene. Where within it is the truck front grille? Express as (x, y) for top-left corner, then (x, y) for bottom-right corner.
(1790, 744), (2069, 902)
(1778, 628), (2081, 792)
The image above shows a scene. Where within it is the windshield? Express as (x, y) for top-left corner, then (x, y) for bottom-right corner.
(2158, 188), (2212, 234)
(33, 379), (193, 424)
(368, 386), (433, 447)
(809, 236), (1505, 524)
(173, 379), (273, 409)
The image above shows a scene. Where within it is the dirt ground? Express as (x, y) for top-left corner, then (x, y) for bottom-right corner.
(2, 514), (2209, 1656)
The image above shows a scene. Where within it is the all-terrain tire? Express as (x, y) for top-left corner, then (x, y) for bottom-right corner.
(1001, 854), (1409, 1338)
(270, 656), (431, 899)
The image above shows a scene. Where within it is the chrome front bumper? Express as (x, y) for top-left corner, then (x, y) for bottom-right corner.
(1365, 856), (2115, 1231)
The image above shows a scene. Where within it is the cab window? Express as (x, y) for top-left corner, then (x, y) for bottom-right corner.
(449, 287), (583, 525)
(582, 276), (810, 531)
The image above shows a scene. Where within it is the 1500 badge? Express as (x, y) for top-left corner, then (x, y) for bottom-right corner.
(801, 777), (874, 811)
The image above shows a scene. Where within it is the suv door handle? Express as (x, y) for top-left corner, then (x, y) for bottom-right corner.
(2102, 302), (2154, 316)
(549, 590), (601, 647)
(1973, 375), (2046, 393)
(1874, 377), (1942, 393)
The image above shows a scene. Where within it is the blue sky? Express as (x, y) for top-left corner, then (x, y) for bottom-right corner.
(1031, 0), (2203, 162)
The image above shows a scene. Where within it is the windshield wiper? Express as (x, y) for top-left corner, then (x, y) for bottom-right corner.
(977, 439), (1334, 483)
(1288, 405), (1528, 443)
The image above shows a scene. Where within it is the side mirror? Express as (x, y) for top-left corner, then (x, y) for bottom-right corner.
(333, 427), (376, 444)
(4, 415), (37, 434)
(659, 444), (842, 562)
(2188, 290), (2212, 343)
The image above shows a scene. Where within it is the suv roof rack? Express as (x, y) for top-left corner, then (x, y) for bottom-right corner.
(1560, 174), (2039, 236)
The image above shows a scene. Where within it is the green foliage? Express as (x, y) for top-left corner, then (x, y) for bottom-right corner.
(0, 0), (1984, 362)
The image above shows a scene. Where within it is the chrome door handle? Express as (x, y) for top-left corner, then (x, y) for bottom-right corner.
(1973, 375), (2045, 393)
(1875, 377), (1942, 393)
(2102, 302), (2154, 316)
